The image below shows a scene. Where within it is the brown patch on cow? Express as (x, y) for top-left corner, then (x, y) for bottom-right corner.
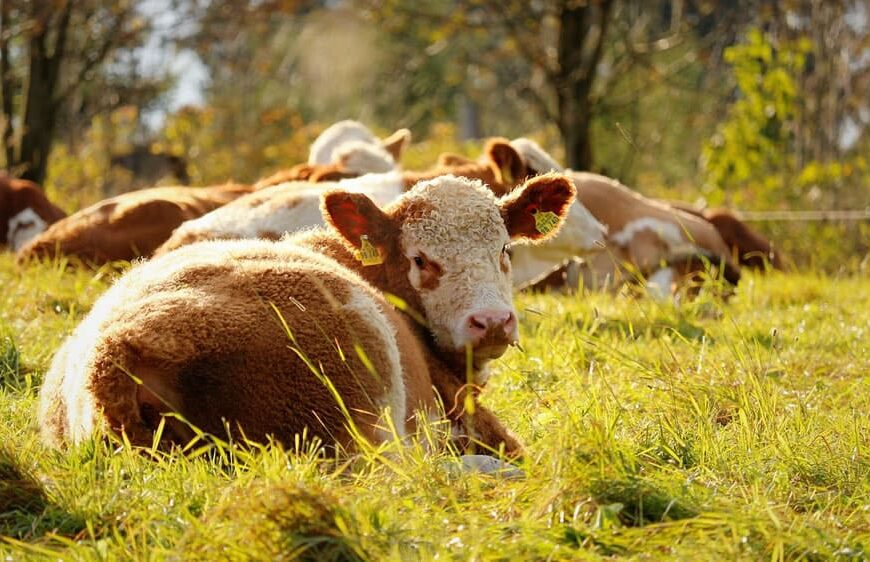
(437, 153), (475, 167)
(704, 209), (784, 270)
(499, 249), (510, 274)
(254, 165), (316, 189)
(309, 167), (359, 182)
(415, 251), (443, 291)
(17, 183), (252, 265)
(667, 202), (784, 271)
(0, 176), (66, 246)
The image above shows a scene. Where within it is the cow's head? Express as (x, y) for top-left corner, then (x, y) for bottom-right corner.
(323, 173), (575, 371)
(1, 177), (63, 251)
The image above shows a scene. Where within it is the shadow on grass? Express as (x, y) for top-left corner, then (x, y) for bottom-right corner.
(0, 446), (86, 541)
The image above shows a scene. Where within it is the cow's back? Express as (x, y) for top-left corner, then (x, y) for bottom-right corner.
(40, 238), (416, 449)
(570, 172), (730, 257)
(17, 183), (252, 264)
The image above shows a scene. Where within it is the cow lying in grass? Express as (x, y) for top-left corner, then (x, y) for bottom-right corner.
(0, 176), (66, 252)
(16, 183), (253, 265)
(505, 139), (741, 294)
(38, 174), (575, 458)
(666, 203), (784, 270)
(155, 139), (530, 255)
(255, 121), (412, 188)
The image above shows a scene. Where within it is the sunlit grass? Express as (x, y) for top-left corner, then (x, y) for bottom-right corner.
(1, 253), (868, 559)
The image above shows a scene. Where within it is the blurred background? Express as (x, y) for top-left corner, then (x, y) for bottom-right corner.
(1, 0), (868, 269)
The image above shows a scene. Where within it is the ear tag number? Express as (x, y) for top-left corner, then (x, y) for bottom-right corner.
(533, 210), (559, 235)
(355, 235), (383, 266)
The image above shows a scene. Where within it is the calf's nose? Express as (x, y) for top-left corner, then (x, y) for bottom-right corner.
(465, 309), (517, 344)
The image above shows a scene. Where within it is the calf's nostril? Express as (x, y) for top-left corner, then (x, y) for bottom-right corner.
(469, 316), (487, 332)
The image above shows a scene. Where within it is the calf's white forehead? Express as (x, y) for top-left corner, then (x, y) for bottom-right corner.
(398, 176), (507, 254)
(8, 207), (47, 251)
(396, 176), (515, 350)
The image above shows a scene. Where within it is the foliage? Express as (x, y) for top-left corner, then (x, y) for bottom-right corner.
(0, 251), (868, 558)
(43, 107), (152, 209)
(701, 29), (810, 204)
(0, 0), (171, 184)
(700, 25), (870, 216)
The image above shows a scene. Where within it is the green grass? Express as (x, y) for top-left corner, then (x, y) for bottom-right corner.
(1, 253), (868, 560)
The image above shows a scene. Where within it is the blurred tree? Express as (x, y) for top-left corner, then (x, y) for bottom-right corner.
(361, 0), (708, 171)
(0, 0), (166, 186)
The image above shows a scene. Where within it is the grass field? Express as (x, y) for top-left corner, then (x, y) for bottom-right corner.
(0, 253), (868, 560)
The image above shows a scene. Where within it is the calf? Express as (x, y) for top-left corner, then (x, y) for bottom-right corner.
(156, 139), (530, 255)
(0, 176), (66, 252)
(38, 174), (575, 456)
(17, 183), (253, 265)
(667, 202), (784, 270)
(255, 121), (413, 189)
(506, 139), (740, 292)
(308, 119), (411, 166)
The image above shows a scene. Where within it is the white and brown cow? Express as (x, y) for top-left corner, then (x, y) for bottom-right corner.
(255, 121), (412, 188)
(16, 183), (254, 265)
(38, 174), (575, 457)
(666, 202), (785, 271)
(506, 139), (740, 294)
(0, 176), (66, 252)
(155, 139), (530, 255)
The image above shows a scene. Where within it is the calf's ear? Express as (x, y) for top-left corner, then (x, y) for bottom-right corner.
(381, 128), (412, 161)
(485, 138), (528, 192)
(500, 173), (575, 242)
(322, 191), (395, 252)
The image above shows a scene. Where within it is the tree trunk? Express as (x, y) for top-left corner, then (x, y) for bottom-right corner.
(0, 0), (13, 168)
(555, 0), (614, 171)
(458, 93), (482, 141)
(16, 2), (72, 185)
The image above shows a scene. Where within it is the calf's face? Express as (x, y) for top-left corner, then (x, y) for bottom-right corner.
(323, 173), (574, 367)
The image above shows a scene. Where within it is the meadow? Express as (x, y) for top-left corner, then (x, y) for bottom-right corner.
(0, 250), (867, 561)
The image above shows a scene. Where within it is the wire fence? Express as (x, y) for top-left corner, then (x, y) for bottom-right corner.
(737, 209), (870, 222)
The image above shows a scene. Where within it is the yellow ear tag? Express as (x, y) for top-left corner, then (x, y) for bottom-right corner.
(533, 209), (559, 235)
(354, 235), (383, 266)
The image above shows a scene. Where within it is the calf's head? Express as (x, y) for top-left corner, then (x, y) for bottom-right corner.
(1, 177), (64, 251)
(323, 173), (575, 369)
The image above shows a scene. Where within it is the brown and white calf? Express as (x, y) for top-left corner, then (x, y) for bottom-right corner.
(16, 183), (253, 265)
(505, 139), (740, 293)
(0, 176), (66, 252)
(38, 174), (575, 457)
(156, 139), (530, 255)
(666, 202), (784, 270)
(255, 121), (412, 188)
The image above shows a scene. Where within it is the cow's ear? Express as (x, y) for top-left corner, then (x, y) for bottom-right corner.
(381, 128), (412, 162)
(322, 191), (396, 253)
(437, 152), (474, 167)
(500, 173), (575, 242)
(485, 138), (527, 189)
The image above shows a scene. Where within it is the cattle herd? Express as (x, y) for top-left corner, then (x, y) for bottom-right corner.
(1, 120), (784, 468)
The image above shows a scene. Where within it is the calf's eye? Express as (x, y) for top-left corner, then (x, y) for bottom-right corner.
(413, 255), (425, 268)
